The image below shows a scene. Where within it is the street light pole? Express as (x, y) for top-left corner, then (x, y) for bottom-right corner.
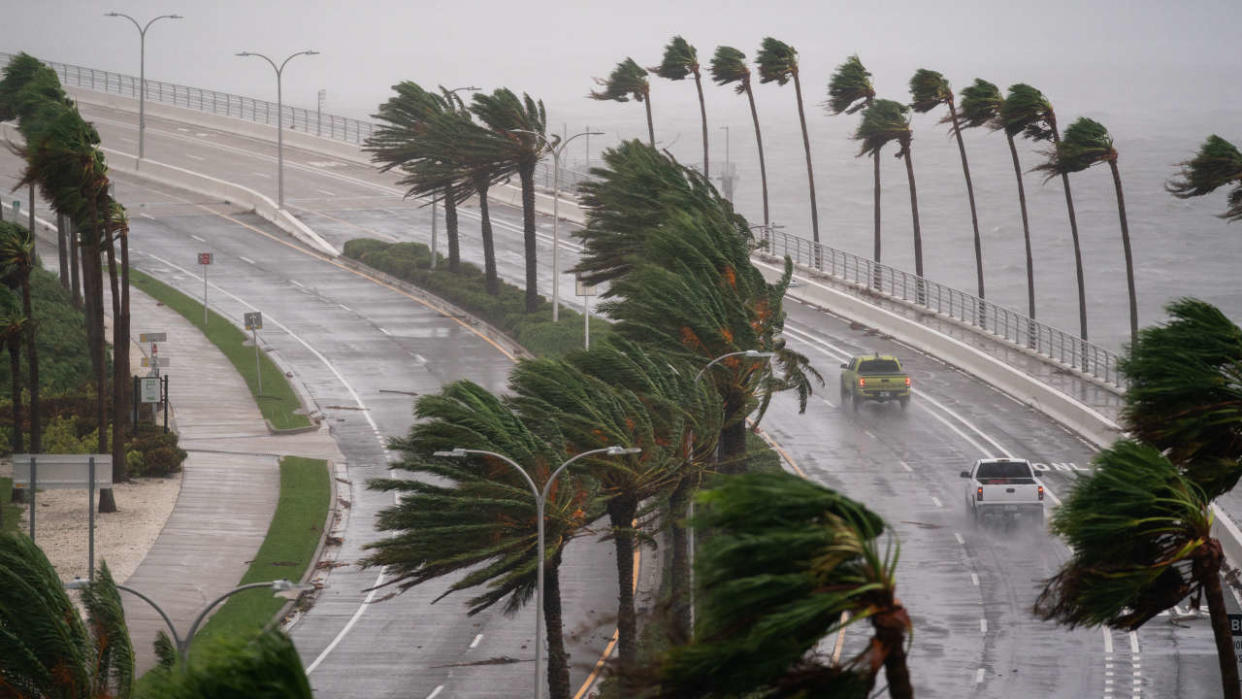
(435, 445), (639, 699)
(105, 11), (182, 164)
(236, 50), (319, 209)
(509, 128), (602, 322)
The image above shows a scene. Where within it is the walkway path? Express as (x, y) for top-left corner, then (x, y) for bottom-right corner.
(121, 287), (341, 672)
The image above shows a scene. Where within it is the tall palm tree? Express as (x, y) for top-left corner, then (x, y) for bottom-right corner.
(710, 46), (769, 230)
(0, 286), (24, 454)
(652, 36), (709, 176)
(1035, 117), (1138, 346)
(0, 532), (134, 698)
(1034, 440), (1239, 699)
(909, 69), (986, 306)
(0, 221), (39, 453)
(363, 381), (598, 699)
(855, 100), (924, 289)
(1167, 134), (1242, 222)
(828, 56), (879, 267)
(1003, 84), (1088, 341)
(660, 472), (912, 699)
(591, 58), (654, 147)
(471, 88), (549, 313)
(757, 38), (820, 247)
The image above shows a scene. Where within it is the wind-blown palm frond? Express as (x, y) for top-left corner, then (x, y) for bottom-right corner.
(755, 37), (798, 86)
(826, 55), (874, 115)
(956, 78), (1002, 129)
(908, 68), (951, 114)
(590, 57), (649, 103)
(709, 46), (750, 95)
(1034, 117), (1115, 178)
(651, 36), (698, 81)
(1167, 135), (1242, 222)
(1119, 298), (1242, 498)
(854, 99), (912, 158)
(1000, 83), (1055, 141)
(134, 629), (312, 699)
(79, 562), (134, 697)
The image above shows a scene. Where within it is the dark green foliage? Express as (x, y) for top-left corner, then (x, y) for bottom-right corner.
(590, 58), (650, 103)
(827, 55), (874, 115)
(134, 630), (312, 699)
(1167, 135), (1242, 222)
(1035, 440), (1212, 629)
(470, 88), (548, 169)
(1000, 83), (1055, 140)
(1034, 117), (1116, 178)
(651, 36), (699, 81)
(957, 78), (1002, 129)
(908, 68), (951, 114)
(708, 46), (751, 94)
(127, 424), (188, 477)
(854, 99), (912, 158)
(755, 37), (798, 85)
(1119, 298), (1242, 498)
(0, 266), (90, 397)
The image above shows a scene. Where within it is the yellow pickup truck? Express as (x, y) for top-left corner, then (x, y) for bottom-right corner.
(839, 353), (911, 411)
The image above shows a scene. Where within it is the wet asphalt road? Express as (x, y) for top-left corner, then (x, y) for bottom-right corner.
(2, 99), (1230, 697)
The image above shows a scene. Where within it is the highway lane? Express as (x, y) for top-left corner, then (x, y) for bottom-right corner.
(56, 101), (1229, 696)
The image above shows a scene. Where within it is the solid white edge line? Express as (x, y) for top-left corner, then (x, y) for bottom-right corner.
(304, 570), (386, 674)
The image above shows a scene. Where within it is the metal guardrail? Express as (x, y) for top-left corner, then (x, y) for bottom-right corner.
(761, 227), (1124, 389)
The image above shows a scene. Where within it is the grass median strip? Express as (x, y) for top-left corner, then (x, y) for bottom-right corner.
(129, 268), (311, 431)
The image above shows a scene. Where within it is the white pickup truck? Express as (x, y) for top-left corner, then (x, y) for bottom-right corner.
(960, 458), (1046, 525)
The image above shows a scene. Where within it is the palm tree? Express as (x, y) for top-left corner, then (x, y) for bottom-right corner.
(710, 46), (769, 230)
(1034, 440), (1239, 699)
(652, 36), (709, 176)
(591, 58), (654, 147)
(828, 56), (880, 269)
(1167, 134), (1242, 222)
(471, 88), (549, 313)
(1035, 117), (1138, 346)
(1003, 84), (1088, 341)
(0, 286), (24, 454)
(909, 69), (986, 307)
(757, 37), (819, 247)
(854, 100), (924, 294)
(135, 630), (313, 699)
(0, 532), (134, 698)
(659, 472), (912, 699)
(362, 381), (598, 699)
(0, 222), (38, 453)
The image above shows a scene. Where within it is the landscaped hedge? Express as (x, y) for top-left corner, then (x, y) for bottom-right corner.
(343, 239), (610, 357)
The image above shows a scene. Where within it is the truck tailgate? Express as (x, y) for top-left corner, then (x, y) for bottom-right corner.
(979, 482), (1040, 503)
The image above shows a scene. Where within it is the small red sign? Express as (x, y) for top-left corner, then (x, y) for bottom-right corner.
(198, 252), (213, 265)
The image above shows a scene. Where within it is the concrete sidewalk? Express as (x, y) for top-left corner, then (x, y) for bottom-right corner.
(120, 286), (341, 672)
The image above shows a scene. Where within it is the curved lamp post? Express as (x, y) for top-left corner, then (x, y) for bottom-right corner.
(104, 11), (182, 163)
(435, 444), (639, 699)
(235, 50), (319, 209)
(429, 86), (479, 270)
(67, 578), (307, 664)
(508, 128), (603, 322)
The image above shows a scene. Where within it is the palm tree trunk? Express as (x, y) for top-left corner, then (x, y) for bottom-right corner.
(791, 73), (820, 246)
(84, 212), (114, 513)
(873, 608), (914, 699)
(1108, 159), (1138, 347)
(8, 341), (22, 454)
(1199, 544), (1242, 699)
(518, 163), (539, 313)
(718, 409), (748, 475)
(1048, 130), (1087, 341)
(608, 496), (639, 687)
(544, 549), (572, 699)
(667, 473), (692, 643)
(643, 93), (655, 148)
(872, 151), (882, 287)
(902, 146), (925, 306)
(104, 232), (127, 484)
(743, 84), (770, 229)
(69, 221), (81, 309)
(443, 186), (460, 272)
(473, 174), (499, 295)
(19, 276), (39, 453)
(947, 102), (985, 306)
(1006, 134), (1037, 345)
(57, 214), (70, 292)
(693, 70), (708, 177)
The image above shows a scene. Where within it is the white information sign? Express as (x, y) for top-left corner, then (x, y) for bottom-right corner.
(140, 376), (161, 403)
(12, 454), (112, 490)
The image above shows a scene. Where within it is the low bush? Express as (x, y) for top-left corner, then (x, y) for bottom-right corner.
(0, 265), (95, 399)
(127, 423), (187, 477)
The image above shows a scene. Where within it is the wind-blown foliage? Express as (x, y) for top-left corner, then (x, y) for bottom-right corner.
(957, 78), (1002, 128)
(907, 68), (951, 114)
(659, 472), (911, 699)
(709, 45), (769, 228)
(854, 100), (925, 281)
(1167, 135), (1242, 222)
(652, 36), (709, 176)
(757, 37), (820, 244)
(999, 84), (1055, 141)
(826, 55), (874, 115)
(135, 630), (312, 699)
(0, 221), (41, 453)
(591, 58), (654, 146)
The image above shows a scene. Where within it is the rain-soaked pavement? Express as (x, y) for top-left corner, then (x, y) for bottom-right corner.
(0, 97), (1230, 697)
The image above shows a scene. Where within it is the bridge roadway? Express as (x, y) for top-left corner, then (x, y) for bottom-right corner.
(6, 97), (1229, 697)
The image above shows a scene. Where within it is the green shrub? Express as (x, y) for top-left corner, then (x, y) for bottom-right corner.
(39, 415), (96, 454)
(127, 424), (187, 477)
(0, 266), (94, 400)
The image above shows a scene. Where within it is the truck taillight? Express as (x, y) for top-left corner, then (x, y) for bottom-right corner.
(858, 378), (865, 387)
(976, 486), (983, 501)
(905, 377), (911, 387)
(1038, 485), (1044, 501)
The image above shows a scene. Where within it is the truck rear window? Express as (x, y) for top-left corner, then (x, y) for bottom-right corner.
(858, 359), (901, 374)
(976, 461), (1033, 480)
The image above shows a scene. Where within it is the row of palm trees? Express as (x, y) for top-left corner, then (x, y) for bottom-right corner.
(592, 40), (1142, 347)
(0, 52), (133, 511)
(359, 140), (921, 697)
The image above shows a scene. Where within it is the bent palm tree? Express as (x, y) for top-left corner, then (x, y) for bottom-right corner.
(652, 36), (709, 176)
(1167, 135), (1242, 222)
(757, 37), (819, 246)
(855, 100), (924, 292)
(0, 222), (38, 452)
(591, 58), (654, 147)
(1003, 84), (1088, 340)
(910, 69), (986, 306)
(1034, 440), (1239, 699)
(710, 45), (769, 229)
(660, 472), (912, 699)
(1035, 117), (1138, 346)
(829, 56), (879, 267)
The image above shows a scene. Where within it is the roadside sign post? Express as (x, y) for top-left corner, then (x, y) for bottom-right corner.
(198, 252), (212, 326)
(576, 275), (597, 350)
(13, 454), (112, 581)
(245, 312), (263, 395)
